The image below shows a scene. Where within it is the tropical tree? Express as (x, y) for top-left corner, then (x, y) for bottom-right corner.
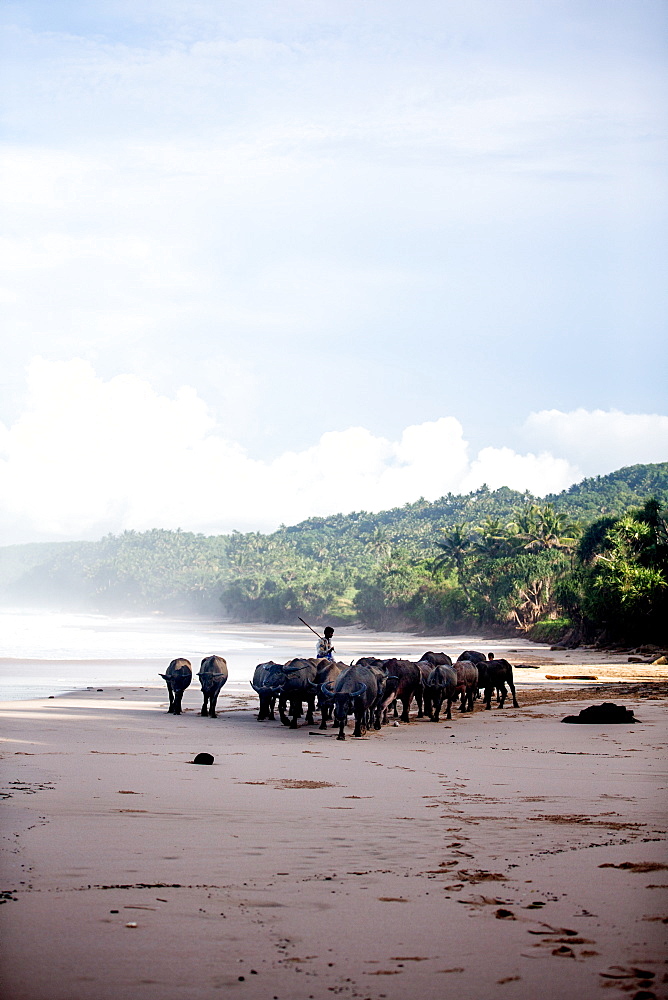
(432, 523), (474, 598)
(509, 504), (581, 553)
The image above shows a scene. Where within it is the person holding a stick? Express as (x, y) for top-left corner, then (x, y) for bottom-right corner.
(316, 626), (335, 661)
(299, 618), (335, 661)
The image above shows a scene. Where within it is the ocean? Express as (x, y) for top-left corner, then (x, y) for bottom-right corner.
(0, 609), (277, 701)
(0, 608), (509, 701)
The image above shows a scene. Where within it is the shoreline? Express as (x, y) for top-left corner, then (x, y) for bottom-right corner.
(1, 642), (667, 1000)
(2, 623), (668, 703)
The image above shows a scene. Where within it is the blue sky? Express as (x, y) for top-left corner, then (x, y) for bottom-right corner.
(1, 0), (666, 544)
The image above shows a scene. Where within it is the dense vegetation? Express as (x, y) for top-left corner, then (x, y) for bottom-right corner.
(1, 462), (667, 645)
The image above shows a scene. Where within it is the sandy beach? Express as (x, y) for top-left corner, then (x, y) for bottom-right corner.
(1, 635), (667, 1000)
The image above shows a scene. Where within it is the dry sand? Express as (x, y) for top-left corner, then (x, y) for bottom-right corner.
(1, 641), (667, 1000)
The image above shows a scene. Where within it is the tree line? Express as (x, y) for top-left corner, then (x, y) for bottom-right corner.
(1, 462), (666, 645)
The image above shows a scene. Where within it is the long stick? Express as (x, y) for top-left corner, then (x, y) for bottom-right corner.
(298, 616), (322, 640)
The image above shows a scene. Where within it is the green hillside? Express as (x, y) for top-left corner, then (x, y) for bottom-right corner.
(1, 462), (667, 644)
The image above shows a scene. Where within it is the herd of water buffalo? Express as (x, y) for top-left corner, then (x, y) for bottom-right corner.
(160, 650), (520, 740)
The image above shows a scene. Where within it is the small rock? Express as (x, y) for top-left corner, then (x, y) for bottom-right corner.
(191, 752), (214, 765)
(495, 908), (515, 920)
(125, 922), (138, 928)
(651, 655), (667, 665)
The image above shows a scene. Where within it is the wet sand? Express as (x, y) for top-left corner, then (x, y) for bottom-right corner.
(1, 637), (667, 999)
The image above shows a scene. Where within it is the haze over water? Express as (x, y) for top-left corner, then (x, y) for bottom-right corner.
(0, 608), (539, 702)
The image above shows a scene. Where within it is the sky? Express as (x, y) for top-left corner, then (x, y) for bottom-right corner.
(1, 0), (667, 545)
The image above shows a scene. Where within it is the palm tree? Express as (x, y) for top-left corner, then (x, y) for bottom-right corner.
(432, 523), (473, 597)
(473, 516), (511, 558)
(511, 504), (581, 553)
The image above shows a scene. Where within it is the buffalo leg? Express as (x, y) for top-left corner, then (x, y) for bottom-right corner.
(209, 689), (221, 717)
(337, 720), (346, 741)
(279, 693), (290, 726)
(353, 702), (366, 738)
(509, 679), (519, 708)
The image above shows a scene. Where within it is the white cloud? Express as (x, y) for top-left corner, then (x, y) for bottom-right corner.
(1, 359), (664, 546)
(460, 446), (580, 497)
(523, 408), (668, 475)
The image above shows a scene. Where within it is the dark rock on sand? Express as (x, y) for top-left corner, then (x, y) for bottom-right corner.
(562, 703), (637, 725)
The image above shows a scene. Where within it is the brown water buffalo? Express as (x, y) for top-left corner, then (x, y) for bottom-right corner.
(159, 658), (192, 715)
(198, 655), (228, 718)
(378, 658), (421, 723)
(453, 659), (478, 713)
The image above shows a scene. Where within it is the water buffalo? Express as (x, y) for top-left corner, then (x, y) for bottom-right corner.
(280, 658), (320, 728)
(419, 651), (453, 667)
(198, 655), (228, 718)
(325, 663), (381, 740)
(311, 659), (344, 729)
(457, 650), (486, 664)
(160, 658), (192, 715)
(378, 659), (421, 723)
(425, 663), (458, 721)
(416, 653), (453, 718)
(483, 658), (519, 710)
(453, 659), (478, 713)
(250, 661), (286, 720)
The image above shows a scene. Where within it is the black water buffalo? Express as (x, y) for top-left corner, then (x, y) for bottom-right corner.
(311, 659), (344, 729)
(326, 663), (381, 740)
(482, 658), (519, 710)
(419, 651), (453, 667)
(160, 658), (192, 715)
(457, 650), (486, 664)
(453, 659), (478, 713)
(416, 653), (453, 718)
(425, 663), (458, 721)
(415, 660), (434, 719)
(250, 661), (286, 720)
(198, 655), (228, 718)
(280, 658), (319, 728)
